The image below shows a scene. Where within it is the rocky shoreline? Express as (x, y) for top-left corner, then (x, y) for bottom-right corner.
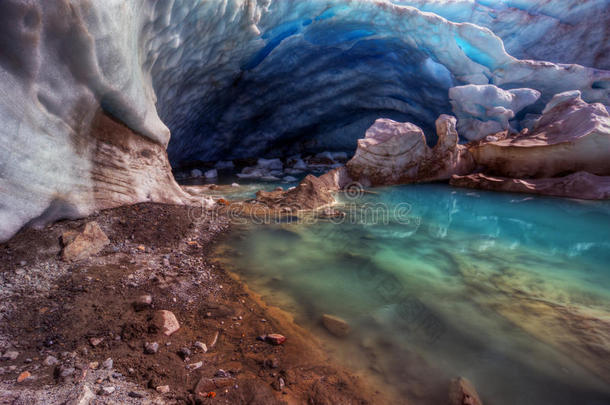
(0, 203), (387, 405)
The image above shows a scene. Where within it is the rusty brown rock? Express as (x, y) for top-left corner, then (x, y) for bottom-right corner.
(61, 222), (110, 262)
(322, 314), (350, 337)
(152, 310), (180, 336)
(449, 377), (483, 405)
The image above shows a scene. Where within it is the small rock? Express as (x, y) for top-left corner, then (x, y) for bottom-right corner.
(264, 334), (286, 345)
(89, 361), (99, 370)
(186, 361), (203, 371)
(273, 377), (285, 391)
(322, 314), (351, 337)
(89, 337), (104, 347)
(152, 310), (180, 336)
(59, 366), (75, 378)
(162, 257), (170, 267)
(102, 358), (113, 370)
(17, 371), (31, 382)
(43, 356), (59, 366)
(99, 386), (115, 396)
(178, 347), (191, 359)
(74, 385), (95, 405)
(128, 391), (144, 398)
(156, 385), (170, 394)
(1, 351), (19, 361)
(194, 342), (208, 353)
(449, 377), (483, 405)
(133, 295), (153, 311)
(195, 377), (234, 394)
(205, 169), (218, 179)
(265, 358), (280, 369)
(144, 342), (159, 355)
(24, 358), (32, 363)
(214, 369), (230, 378)
(62, 222), (110, 262)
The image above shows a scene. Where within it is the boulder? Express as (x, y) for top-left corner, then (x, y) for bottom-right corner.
(346, 116), (474, 186)
(153, 310), (180, 336)
(469, 91), (610, 179)
(448, 377), (483, 405)
(255, 174), (335, 210)
(61, 222), (110, 262)
(322, 314), (350, 337)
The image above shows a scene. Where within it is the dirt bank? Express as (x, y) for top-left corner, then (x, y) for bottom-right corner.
(0, 203), (389, 404)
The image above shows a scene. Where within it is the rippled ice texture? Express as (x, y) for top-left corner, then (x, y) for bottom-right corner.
(216, 185), (610, 405)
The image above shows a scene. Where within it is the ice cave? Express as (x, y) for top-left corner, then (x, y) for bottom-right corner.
(0, 1), (609, 404)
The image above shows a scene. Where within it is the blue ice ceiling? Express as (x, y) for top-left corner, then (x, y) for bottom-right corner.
(147, 0), (610, 165)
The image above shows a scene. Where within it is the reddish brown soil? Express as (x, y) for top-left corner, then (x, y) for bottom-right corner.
(0, 203), (389, 404)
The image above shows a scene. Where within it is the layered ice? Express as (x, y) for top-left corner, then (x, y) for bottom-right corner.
(1, 0), (610, 240)
(449, 85), (541, 140)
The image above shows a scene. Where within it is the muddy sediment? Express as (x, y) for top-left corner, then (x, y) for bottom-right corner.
(0, 203), (388, 404)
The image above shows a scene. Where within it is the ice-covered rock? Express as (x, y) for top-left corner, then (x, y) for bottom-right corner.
(204, 169), (218, 179)
(470, 91), (610, 178)
(191, 169), (203, 178)
(450, 85), (541, 140)
(346, 116), (474, 185)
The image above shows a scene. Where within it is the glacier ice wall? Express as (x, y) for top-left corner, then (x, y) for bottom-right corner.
(150, 0), (610, 163)
(391, 0), (610, 70)
(0, 0), (610, 241)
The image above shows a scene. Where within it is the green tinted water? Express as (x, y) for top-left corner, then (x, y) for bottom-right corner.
(215, 184), (610, 405)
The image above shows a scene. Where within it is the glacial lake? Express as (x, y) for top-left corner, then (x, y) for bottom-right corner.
(213, 184), (610, 405)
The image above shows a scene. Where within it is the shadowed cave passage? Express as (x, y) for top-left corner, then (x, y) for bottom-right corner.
(158, 20), (457, 166)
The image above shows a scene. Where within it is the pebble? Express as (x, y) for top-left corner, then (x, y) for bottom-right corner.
(186, 361), (203, 371)
(1, 351), (19, 361)
(156, 385), (170, 394)
(263, 334), (286, 345)
(59, 366), (75, 378)
(321, 314), (351, 337)
(144, 342), (159, 354)
(89, 361), (99, 370)
(178, 347), (191, 359)
(128, 391), (144, 398)
(215, 369), (230, 378)
(89, 337), (104, 347)
(102, 358), (113, 370)
(194, 341), (208, 353)
(100, 386), (115, 396)
(153, 310), (180, 336)
(133, 294), (153, 311)
(43, 356), (59, 366)
(17, 371), (31, 382)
